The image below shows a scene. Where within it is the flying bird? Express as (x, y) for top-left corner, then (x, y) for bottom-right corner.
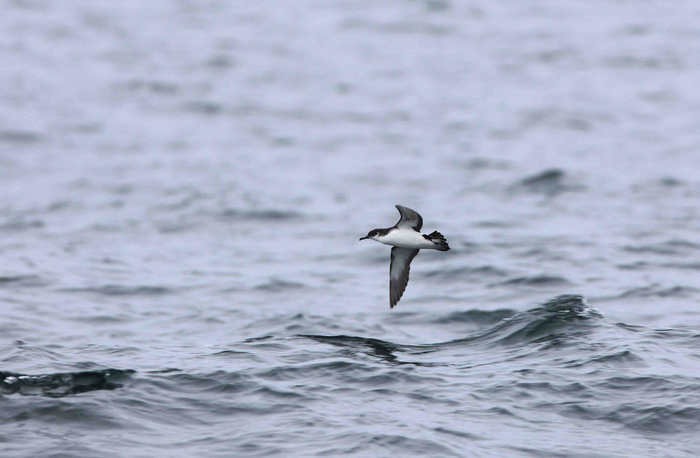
(360, 205), (449, 308)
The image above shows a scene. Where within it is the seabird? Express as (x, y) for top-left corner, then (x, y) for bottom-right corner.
(360, 205), (450, 308)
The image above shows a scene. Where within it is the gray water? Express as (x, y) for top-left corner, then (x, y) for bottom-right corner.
(2, 1), (700, 457)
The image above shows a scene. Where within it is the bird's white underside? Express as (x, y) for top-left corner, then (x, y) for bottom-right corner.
(373, 229), (438, 250)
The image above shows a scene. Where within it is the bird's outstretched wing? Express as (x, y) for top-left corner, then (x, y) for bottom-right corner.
(395, 205), (423, 231)
(390, 247), (419, 308)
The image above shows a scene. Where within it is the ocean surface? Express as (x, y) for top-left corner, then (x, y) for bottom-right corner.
(2, 1), (700, 457)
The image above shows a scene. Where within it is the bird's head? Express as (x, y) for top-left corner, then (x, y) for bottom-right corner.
(359, 229), (380, 242)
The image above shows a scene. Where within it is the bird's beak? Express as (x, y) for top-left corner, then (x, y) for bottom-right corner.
(359, 236), (368, 241)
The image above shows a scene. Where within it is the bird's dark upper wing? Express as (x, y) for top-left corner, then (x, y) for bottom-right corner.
(389, 247), (419, 308)
(394, 205), (423, 231)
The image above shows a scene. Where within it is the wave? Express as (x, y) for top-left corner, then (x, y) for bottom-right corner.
(303, 335), (408, 365)
(617, 285), (699, 299)
(304, 295), (600, 361)
(453, 294), (601, 347)
(219, 208), (302, 221)
(0, 275), (48, 288)
(0, 130), (44, 144)
(509, 168), (585, 196)
(0, 369), (133, 397)
(623, 239), (700, 256)
(59, 285), (174, 296)
(0, 219), (45, 232)
(427, 309), (517, 325)
(489, 275), (572, 288)
(424, 265), (509, 282)
(316, 432), (461, 457)
(254, 280), (306, 293)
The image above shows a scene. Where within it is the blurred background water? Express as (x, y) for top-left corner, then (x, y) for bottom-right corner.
(2, 0), (700, 456)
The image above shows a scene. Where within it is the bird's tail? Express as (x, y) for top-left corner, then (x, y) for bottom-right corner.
(426, 231), (450, 251)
